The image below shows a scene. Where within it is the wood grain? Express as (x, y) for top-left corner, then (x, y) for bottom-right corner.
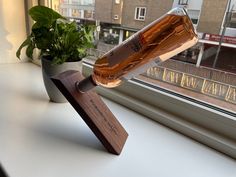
(51, 70), (128, 155)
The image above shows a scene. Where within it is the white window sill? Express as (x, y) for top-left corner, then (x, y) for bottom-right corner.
(0, 62), (236, 177)
(134, 18), (145, 21)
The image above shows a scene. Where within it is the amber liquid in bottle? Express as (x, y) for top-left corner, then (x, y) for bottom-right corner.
(77, 8), (198, 92)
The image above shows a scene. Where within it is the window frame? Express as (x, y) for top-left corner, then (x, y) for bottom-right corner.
(32, 0), (236, 159)
(178, 0), (188, 5)
(134, 7), (147, 21)
(82, 57), (236, 159)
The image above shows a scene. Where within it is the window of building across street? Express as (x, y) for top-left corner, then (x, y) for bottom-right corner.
(115, 0), (120, 4)
(135, 7), (146, 21)
(178, 0), (188, 5)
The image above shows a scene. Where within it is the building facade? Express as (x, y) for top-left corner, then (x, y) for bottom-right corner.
(52, 0), (236, 41)
(93, 0), (235, 44)
(197, 0), (228, 34)
(52, 0), (95, 20)
(121, 0), (173, 29)
(94, 0), (173, 43)
(52, 0), (236, 37)
(52, 0), (236, 73)
(95, 0), (123, 24)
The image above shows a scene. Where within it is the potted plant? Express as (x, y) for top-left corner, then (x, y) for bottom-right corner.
(16, 5), (94, 103)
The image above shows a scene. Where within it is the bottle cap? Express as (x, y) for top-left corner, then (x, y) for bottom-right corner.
(75, 75), (97, 93)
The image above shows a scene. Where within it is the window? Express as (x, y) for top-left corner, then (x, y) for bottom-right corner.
(191, 18), (198, 24)
(135, 7), (146, 21)
(84, 10), (93, 19)
(187, 9), (200, 25)
(228, 11), (236, 28)
(60, 8), (68, 16)
(72, 9), (80, 17)
(41, 0), (236, 159)
(115, 0), (120, 4)
(178, 0), (188, 5)
(222, 0), (236, 29)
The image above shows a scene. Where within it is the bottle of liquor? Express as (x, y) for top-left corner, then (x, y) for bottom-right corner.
(76, 7), (198, 92)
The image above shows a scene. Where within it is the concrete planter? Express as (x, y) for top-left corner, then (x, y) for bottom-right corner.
(41, 56), (82, 103)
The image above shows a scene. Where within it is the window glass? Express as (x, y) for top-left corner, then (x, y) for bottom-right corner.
(115, 0), (120, 4)
(140, 8), (145, 16)
(135, 7), (146, 20)
(135, 7), (140, 20)
(178, 0), (188, 5)
(48, 0), (236, 113)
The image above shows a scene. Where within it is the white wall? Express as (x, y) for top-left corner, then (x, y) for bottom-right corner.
(0, 0), (28, 64)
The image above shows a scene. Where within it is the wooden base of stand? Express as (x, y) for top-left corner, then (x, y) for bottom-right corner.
(51, 70), (128, 155)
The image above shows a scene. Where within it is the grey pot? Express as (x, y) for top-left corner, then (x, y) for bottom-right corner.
(41, 56), (82, 103)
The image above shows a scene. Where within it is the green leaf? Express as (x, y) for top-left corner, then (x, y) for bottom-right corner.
(32, 21), (47, 29)
(16, 36), (31, 59)
(26, 42), (35, 59)
(29, 6), (64, 27)
(77, 48), (87, 58)
(33, 27), (53, 50)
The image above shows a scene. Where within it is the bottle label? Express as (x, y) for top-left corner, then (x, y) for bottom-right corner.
(106, 33), (146, 67)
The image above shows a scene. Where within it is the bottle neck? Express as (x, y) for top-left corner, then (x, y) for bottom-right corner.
(75, 75), (97, 93)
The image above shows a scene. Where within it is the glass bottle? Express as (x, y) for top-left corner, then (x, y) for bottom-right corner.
(76, 7), (198, 92)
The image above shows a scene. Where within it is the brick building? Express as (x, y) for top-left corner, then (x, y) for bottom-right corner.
(54, 0), (235, 42)
(53, 0), (236, 73)
(95, 0), (173, 43)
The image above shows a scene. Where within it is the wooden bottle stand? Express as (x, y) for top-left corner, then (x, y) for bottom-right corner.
(51, 70), (128, 155)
